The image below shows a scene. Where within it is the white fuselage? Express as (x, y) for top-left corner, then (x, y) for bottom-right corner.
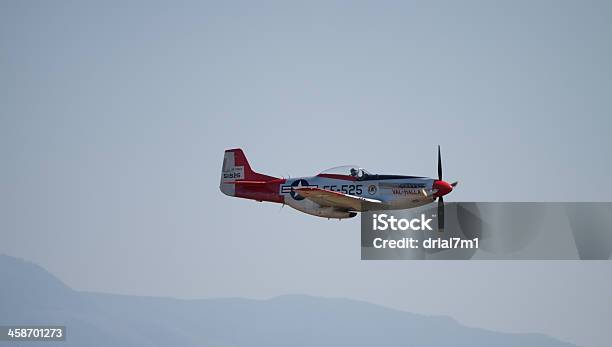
(281, 175), (437, 218)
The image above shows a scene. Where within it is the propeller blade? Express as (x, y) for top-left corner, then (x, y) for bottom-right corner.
(437, 145), (442, 181)
(451, 181), (458, 187)
(438, 196), (445, 231)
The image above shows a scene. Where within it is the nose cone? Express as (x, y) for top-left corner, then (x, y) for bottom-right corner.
(433, 180), (453, 197)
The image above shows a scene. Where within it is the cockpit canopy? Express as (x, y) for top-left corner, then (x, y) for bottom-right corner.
(319, 165), (372, 179)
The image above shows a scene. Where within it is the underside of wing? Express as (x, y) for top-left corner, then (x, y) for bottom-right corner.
(293, 187), (386, 212)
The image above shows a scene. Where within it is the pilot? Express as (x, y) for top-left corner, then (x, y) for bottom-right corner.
(350, 168), (359, 177)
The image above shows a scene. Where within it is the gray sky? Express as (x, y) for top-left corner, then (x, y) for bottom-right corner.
(1, 1), (611, 346)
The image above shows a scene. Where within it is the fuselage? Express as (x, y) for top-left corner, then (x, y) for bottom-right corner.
(282, 173), (436, 210)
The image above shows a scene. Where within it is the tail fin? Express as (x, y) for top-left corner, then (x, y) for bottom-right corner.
(220, 148), (277, 196)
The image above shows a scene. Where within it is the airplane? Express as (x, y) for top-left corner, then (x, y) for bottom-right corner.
(220, 146), (457, 229)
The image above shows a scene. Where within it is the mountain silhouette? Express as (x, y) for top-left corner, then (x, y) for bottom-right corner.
(0, 254), (575, 347)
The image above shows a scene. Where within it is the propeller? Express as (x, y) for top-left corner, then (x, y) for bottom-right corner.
(433, 146), (458, 231)
(438, 145), (443, 181)
(436, 145), (445, 231)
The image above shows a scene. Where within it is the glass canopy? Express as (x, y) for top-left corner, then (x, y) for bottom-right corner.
(319, 165), (372, 178)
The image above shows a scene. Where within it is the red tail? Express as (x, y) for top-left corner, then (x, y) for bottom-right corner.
(220, 149), (283, 203)
(222, 148), (277, 182)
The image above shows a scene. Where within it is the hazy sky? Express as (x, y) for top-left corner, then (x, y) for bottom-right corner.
(1, 1), (611, 347)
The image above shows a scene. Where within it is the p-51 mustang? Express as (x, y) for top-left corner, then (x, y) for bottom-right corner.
(220, 147), (457, 228)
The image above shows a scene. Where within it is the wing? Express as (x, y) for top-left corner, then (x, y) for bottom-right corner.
(294, 187), (386, 212)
